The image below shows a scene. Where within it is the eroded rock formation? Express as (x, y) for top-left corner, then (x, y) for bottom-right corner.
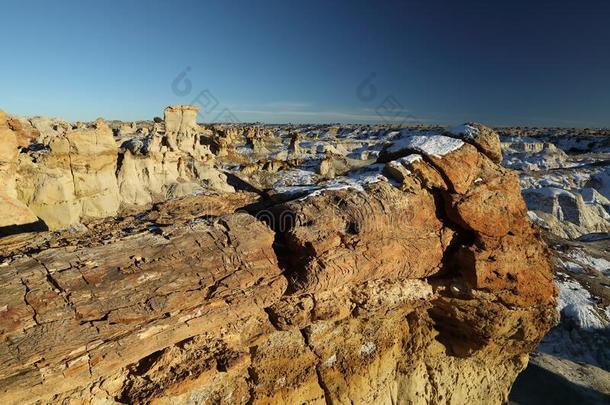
(0, 112), (556, 404)
(0, 106), (233, 230)
(0, 111), (41, 234)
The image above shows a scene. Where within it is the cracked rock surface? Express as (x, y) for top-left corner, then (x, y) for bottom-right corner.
(0, 107), (556, 404)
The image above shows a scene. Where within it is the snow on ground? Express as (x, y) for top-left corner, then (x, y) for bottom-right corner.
(502, 128), (610, 373)
(272, 169), (318, 190)
(271, 163), (390, 199)
(536, 270), (610, 370)
(300, 164), (389, 200)
(566, 249), (610, 275)
(538, 275), (610, 370)
(556, 258), (585, 274)
(555, 278), (607, 330)
(589, 166), (610, 200)
(302, 173), (388, 200)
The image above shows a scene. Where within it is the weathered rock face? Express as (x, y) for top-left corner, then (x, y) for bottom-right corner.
(522, 187), (610, 239)
(0, 121), (556, 404)
(274, 181), (451, 292)
(445, 122), (503, 164)
(0, 110), (40, 233)
(114, 106), (233, 207)
(0, 106), (234, 230)
(0, 110), (20, 199)
(16, 119), (121, 229)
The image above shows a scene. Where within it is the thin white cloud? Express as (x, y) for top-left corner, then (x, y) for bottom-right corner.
(258, 101), (313, 110)
(227, 108), (420, 124)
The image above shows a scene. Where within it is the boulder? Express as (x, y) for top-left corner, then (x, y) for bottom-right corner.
(273, 181), (450, 292)
(445, 122), (503, 163)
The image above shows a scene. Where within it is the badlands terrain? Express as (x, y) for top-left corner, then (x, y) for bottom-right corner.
(0, 106), (608, 403)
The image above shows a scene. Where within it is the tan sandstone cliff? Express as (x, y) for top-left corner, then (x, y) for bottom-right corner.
(0, 106), (232, 232)
(0, 108), (556, 404)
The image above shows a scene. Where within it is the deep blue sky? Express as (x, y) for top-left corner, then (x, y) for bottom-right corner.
(1, 0), (609, 126)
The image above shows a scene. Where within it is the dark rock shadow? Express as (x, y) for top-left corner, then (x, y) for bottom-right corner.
(509, 362), (610, 405)
(0, 219), (48, 237)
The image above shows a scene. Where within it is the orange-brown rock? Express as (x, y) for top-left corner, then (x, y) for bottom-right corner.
(0, 124), (556, 404)
(272, 181), (452, 292)
(6, 117), (40, 148)
(444, 165), (527, 238)
(445, 122), (503, 164)
(0, 208), (286, 404)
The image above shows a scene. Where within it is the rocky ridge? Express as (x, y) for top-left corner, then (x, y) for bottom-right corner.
(0, 107), (556, 404)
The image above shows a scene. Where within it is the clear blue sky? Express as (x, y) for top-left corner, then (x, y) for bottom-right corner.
(1, 0), (609, 127)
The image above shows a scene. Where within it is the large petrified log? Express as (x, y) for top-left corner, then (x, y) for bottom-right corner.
(0, 129), (555, 404)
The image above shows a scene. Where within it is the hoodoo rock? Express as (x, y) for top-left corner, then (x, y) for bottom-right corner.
(0, 110), (556, 404)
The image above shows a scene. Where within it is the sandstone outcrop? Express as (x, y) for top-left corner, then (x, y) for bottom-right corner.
(0, 110), (41, 233)
(16, 119), (121, 229)
(0, 107), (235, 230)
(0, 110), (20, 199)
(0, 118), (556, 404)
(522, 187), (610, 239)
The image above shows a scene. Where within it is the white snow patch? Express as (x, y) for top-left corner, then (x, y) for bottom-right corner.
(301, 173), (387, 200)
(447, 123), (479, 140)
(272, 169), (318, 189)
(556, 258), (584, 273)
(388, 160), (411, 174)
(525, 187), (576, 199)
(567, 249), (610, 275)
(398, 154), (422, 165)
(556, 278), (607, 329)
(387, 134), (464, 157)
(527, 211), (550, 229)
(235, 145), (254, 155)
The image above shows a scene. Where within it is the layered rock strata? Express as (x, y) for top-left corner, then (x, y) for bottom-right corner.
(0, 119), (556, 404)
